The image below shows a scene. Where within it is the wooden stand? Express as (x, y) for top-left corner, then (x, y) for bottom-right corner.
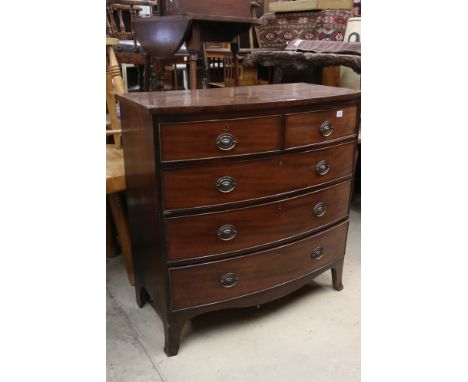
(133, 13), (260, 90)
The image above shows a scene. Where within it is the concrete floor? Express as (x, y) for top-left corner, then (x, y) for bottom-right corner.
(107, 202), (360, 382)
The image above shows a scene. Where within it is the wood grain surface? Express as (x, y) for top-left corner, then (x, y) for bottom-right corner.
(106, 146), (126, 194)
(160, 115), (282, 162)
(165, 180), (351, 261)
(162, 141), (355, 210)
(285, 105), (358, 149)
(170, 220), (349, 310)
(116, 83), (361, 115)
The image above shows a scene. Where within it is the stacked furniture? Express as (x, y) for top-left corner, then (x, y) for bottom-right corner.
(117, 82), (360, 356)
(133, 0), (260, 89)
(254, 4), (355, 87)
(267, 0), (353, 13)
(258, 8), (354, 49)
(106, 0), (158, 91)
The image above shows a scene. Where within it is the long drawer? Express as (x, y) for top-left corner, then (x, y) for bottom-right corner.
(160, 115), (282, 162)
(165, 180), (351, 261)
(285, 105), (358, 149)
(170, 221), (349, 310)
(162, 141), (356, 210)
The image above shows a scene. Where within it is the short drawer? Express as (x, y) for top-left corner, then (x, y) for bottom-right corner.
(166, 180), (351, 261)
(170, 220), (349, 310)
(285, 106), (358, 149)
(162, 141), (356, 210)
(160, 115), (282, 162)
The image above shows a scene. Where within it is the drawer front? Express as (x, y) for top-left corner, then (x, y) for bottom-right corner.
(163, 141), (356, 210)
(166, 180), (351, 261)
(160, 115), (282, 162)
(170, 221), (349, 310)
(285, 106), (358, 149)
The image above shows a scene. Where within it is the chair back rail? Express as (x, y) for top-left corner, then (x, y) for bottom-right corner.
(106, 38), (126, 148)
(106, 1), (158, 50)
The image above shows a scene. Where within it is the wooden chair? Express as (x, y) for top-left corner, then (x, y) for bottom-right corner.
(106, 0), (158, 51)
(106, 37), (134, 285)
(223, 53), (236, 88)
(206, 48), (260, 88)
(106, 0), (158, 91)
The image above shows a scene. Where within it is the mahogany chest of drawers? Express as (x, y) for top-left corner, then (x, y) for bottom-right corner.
(117, 83), (361, 356)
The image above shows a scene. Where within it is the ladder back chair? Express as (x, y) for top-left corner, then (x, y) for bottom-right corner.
(106, 37), (134, 285)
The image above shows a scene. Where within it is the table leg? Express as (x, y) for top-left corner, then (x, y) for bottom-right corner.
(231, 40), (240, 87)
(173, 64), (178, 90)
(144, 55), (151, 91)
(152, 58), (166, 91)
(189, 51), (198, 90)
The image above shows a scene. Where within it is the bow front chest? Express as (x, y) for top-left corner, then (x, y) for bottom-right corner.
(117, 83), (360, 356)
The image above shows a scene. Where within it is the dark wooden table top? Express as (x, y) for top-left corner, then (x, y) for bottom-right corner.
(117, 83), (361, 115)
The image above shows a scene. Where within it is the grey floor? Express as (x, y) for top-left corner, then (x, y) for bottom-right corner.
(107, 202), (360, 382)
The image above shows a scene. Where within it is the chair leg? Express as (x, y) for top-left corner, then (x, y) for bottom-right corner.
(173, 64), (178, 90)
(189, 51), (198, 90)
(109, 192), (135, 285)
(144, 56), (151, 91)
(106, 198), (117, 258)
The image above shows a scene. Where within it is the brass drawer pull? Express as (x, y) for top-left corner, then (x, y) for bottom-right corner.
(217, 224), (238, 241)
(216, 133), (237, 151)
(313, 202), (327, 217)
(316, 160), (330, 176)
(320, 121), (333, 137)
(216, 176), (237, 193)
(219, 272), (239, 288)
(311, 246), (325, 260)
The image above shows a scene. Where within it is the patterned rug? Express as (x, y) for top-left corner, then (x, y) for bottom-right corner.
(259, 9), (354, 49)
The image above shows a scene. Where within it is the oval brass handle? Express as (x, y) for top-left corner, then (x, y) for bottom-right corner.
(216, 133), (237, 151)
(219, 272), (239, 288)
(216, 176), (237, 193)
(313, 202), (327, 217)
(217, 224), (238, 241)
(320, 121), (334, 137)
(311, 246), (325, 260)
(316, 160), (330, 176)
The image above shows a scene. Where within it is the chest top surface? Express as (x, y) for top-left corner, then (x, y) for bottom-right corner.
(116, 83), (361, 115)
